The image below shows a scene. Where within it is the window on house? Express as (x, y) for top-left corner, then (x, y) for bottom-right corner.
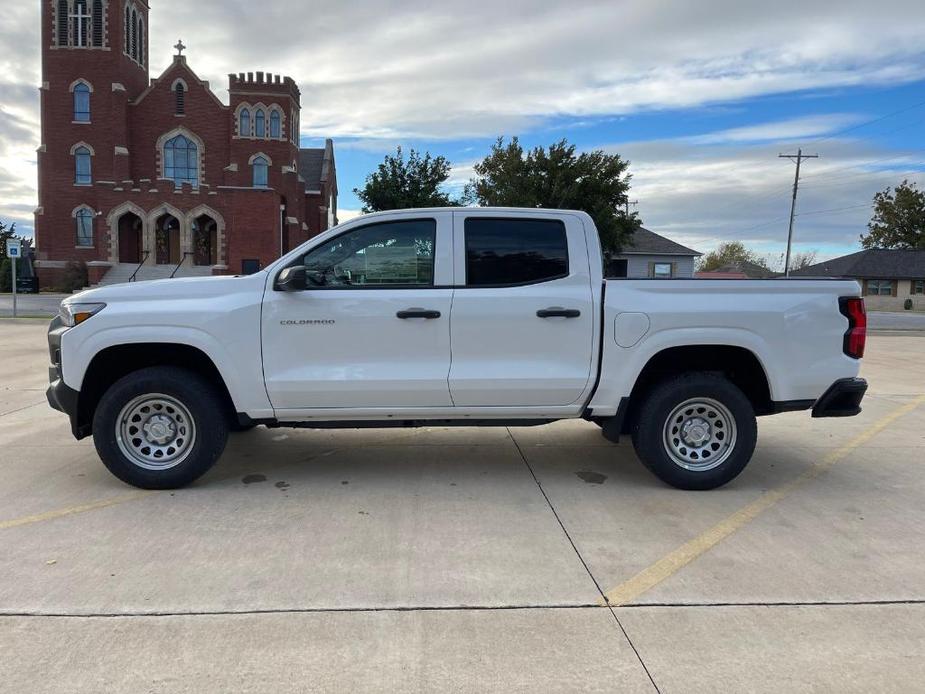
(652, 262), (673, 278)
(301, 219), (436, 287)
(866, 279), (894, 296)
(92, 0), (104, 46)
(73, 83), (91, 121)
(465, 218), (568, 287)
(912, 280), (924, 295)
(255, 109), (265, 138)
(75, 209), (94, 246)
(124, 4), (130, 54)
(269, 110), (281, 138)
(174, 83), (185, 114)
(74, 146), (92, 184)
(239, 109), (250, 136)
(252, 156), (269, 187)
(163, 133), (199, 188)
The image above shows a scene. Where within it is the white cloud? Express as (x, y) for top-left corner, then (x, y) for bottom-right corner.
(687, 114), (864, 145)
(3, 0), (925, 247)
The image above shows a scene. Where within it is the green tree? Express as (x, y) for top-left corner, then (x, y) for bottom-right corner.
(354, 147), (459, 212)
(697, 241), (772, 272)
(861, 180), (925, 249)
(0, 221), (17, 261)
(465, 138), (640, 255)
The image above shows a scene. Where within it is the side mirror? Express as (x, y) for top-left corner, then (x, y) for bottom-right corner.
(275, 266), (306, 292)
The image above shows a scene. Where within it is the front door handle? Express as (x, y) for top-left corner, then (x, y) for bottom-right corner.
(537, 307), (581, 318)
(397, 308), (441, 319)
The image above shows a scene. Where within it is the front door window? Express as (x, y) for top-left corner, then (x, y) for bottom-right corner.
(301, 219), (436, 288)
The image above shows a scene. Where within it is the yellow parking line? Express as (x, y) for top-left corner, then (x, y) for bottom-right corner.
(602, 393), (925, 607)
(0, 491), (151, 531)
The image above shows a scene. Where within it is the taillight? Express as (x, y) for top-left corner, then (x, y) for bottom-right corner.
(838, 297), (866, 359)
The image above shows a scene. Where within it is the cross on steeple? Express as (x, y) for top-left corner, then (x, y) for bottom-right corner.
(69, 4), (91, 47)
(174, 39), (186, 56)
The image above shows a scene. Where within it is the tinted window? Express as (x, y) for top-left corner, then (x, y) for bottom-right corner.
(241, 259), (260, 275)
(302, 219), (436, 287)
(465, 218), (568, 286)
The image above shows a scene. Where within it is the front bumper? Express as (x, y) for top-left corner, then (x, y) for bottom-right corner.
(46, 315), (89, 439)
(812, 377), (868, 418)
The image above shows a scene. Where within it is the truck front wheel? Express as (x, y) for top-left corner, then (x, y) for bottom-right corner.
(631, 373), (757, 490)
(92, 366), (230, 489)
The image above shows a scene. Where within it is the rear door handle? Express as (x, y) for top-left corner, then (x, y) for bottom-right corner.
(397, 308), (441, 319)
(537, 307), (581, 318)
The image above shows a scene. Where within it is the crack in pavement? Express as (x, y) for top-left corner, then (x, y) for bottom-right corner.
(506, 427), (662, 694)
(3, 599), (924, 619)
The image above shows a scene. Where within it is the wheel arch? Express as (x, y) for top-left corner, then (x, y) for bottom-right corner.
(617, 344), (774, 435)
(74, 343), (237, 439)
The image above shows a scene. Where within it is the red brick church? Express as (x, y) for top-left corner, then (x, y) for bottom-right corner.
(35, 0), (338, 287)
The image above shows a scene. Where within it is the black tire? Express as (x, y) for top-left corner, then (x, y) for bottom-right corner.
(92, 366), (230, 489)
(631, 372), (757, 490)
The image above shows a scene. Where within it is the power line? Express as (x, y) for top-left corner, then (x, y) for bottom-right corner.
(790, 98), (925, 150)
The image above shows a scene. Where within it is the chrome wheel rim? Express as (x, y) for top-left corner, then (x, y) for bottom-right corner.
(116, 393), (196, 470)
(663, 397), (737, 471)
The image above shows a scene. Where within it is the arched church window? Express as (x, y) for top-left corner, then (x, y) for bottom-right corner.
(255, 109), (266, 138)
(73, 82), (91, 122)
(72, 0), (92, 47)
(174, 83), (185, 114)
(163, 134), (199, 188)
(130, 7), (137, 60)
(75, 208), (94, 247)
(57, 0), (69, 46)
(269, 110), (281, 139)
(74, 146), (92, 184)
(137, 16), (144, 64)
(92, 0), (104, 47)
(124, 4), (130, 54)
(252, 156), (269, 187)
(239, 109), (251, 137)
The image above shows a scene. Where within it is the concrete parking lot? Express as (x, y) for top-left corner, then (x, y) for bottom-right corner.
(1, 320), (924, 692)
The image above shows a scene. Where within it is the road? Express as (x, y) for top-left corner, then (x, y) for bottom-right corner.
(1, 321), (924, 691)
(0, 293), (67, 318)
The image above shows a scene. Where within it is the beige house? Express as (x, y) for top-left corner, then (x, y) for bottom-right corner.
(792, 249), (925, 311)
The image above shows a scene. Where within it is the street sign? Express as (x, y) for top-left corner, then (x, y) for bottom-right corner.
(6, 239), (21, 318)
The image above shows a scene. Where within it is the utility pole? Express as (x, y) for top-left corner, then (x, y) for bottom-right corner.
(779, 148), (818, 277)
(624, 199), (638, 216)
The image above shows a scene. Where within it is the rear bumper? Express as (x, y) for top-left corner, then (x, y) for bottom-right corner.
(811, 377), (868, 418)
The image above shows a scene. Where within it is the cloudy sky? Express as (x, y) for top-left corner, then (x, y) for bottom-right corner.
(3, 0), (925, 261)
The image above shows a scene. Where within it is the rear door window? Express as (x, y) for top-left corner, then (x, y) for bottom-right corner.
(464, 218), (569, 287)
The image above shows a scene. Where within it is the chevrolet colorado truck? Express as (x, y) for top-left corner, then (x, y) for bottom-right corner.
(46, 208), (868, 490)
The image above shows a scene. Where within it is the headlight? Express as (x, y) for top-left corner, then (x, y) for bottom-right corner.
(59, 303), (106, 327)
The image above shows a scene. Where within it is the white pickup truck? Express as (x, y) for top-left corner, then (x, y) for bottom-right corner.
(47, 207), (868, 490)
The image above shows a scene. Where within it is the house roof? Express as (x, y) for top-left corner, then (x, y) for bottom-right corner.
(619, 227), (702, 257)
(700, 261), (779, 279)
(298, 139), (336, 194)
(790, 249), (925, 279)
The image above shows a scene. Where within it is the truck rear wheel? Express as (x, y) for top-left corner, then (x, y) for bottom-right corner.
(631, 373), (757, 490)
(92, 366), (229, 489)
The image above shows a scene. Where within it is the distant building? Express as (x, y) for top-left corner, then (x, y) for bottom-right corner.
(608, 227), (702, 278)
(696, 260), (778, 280)
(791, 249), (925, 311)
(35, 0), (337, 288)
